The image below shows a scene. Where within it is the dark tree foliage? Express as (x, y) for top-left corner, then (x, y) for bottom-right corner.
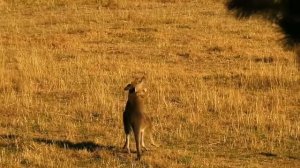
(226, 0), (300, 63)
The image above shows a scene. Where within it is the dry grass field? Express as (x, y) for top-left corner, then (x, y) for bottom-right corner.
(0, 0), (299, 167)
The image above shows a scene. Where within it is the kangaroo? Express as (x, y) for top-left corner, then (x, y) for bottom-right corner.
(122, 77), (158, 160)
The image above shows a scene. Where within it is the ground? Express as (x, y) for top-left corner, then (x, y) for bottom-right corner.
(0, 0), (299, 167)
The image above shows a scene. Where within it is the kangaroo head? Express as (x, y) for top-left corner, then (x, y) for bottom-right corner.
(124, 76), (146, 93)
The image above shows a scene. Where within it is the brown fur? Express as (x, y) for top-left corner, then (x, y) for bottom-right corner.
(122, 77), (158, 160)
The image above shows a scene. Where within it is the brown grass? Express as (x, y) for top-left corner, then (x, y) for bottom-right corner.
(0, 0), (299, 167)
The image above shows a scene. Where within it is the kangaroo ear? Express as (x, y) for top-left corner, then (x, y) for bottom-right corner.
(124, 84), (133, 91)
(140, 76), (146, 82)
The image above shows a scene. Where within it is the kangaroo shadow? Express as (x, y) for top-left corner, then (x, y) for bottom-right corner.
(0, 134), (20, 140)
(1, 134), (128, 160)
(1, 134), (132, 162)
(0, 134), (22, 149)
(33, 137), (117, 152)
(259, 152), (277, 157)
(0, 134), (118, 152)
